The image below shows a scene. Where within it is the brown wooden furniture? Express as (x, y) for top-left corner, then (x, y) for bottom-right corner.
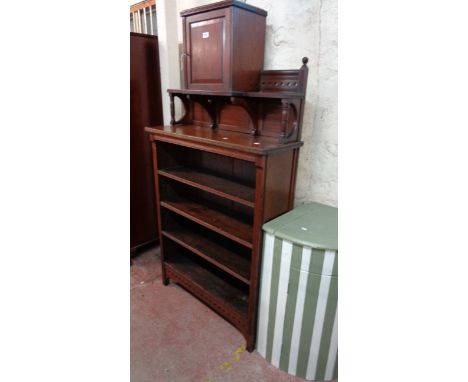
(131, 32), (163, 253)
(181, 0), (267, 92)
(146, 0), (309, 352)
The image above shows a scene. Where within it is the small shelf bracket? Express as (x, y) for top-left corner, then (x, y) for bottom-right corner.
(169, 93), (192, 125)
(278, 98), (301, 143)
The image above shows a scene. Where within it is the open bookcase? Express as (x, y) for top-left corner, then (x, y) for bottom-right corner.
(146, 0), (309, 352)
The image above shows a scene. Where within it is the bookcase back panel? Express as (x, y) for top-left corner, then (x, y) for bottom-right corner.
(218, 104), (253, 133)
(156, 141), (256, 187)
(192, 102), (211, 126)
(159, 177), (254, 223)
(161, 210), (252, 269)
(162, 237), (249, 313)
(260, 101), (283, 137)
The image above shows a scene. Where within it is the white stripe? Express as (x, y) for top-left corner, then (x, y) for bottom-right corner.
(305, 251), (335, 379)
(322, 250), (336, 275)
(149, 5), (154, 35)
(324, 308), (338, 380)
(139, 9), (143, 33)
(288, 246), (312, 374)
(133, 12), (139, 33)
(256, 233), (275, 357)
(271, 240), (293, 367)
(143, 7), (148, 34)
(138, 10), (142, 33)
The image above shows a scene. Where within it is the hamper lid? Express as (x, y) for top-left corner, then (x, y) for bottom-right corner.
(263, 202), (338, 250)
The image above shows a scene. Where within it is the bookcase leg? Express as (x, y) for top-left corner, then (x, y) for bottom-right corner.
(162, 278), (169, 286)
(246, 338), (255, 353)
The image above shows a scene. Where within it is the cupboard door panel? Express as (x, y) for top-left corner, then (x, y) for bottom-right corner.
(190, 18), (225, 84)
(185, 9), (231, 91)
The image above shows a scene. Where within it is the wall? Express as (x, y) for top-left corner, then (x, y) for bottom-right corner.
(158, 0), (337, 207)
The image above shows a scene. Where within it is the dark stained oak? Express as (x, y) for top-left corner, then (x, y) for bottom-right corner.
(158, 166), (255, 207)
(160, 200), (253, 248)
(162, 228), (251, 284)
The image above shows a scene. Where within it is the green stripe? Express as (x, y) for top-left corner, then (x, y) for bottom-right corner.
(308, 248), (326, 275)
(333, 353), (338, 380)
(295, 248), (325, 378)
(265, 237), (283, 361)
(315, 274), (338, 380)
(278, 243), (303, 370)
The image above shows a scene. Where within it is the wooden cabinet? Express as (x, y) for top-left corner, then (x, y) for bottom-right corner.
(146, 0), (309, 352)
(181, 0), (267, 91)
(130, 33), (163, 252)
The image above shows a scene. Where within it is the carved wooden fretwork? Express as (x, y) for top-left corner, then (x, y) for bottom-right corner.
(259, 57), (309, 94)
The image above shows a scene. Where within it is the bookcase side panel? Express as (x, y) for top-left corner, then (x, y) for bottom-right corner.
(263, 150), (296, 223)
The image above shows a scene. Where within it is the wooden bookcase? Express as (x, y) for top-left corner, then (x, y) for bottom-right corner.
(146, 0), (309, 352)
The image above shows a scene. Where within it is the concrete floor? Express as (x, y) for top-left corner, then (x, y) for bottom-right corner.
(131, 245), (334, 382)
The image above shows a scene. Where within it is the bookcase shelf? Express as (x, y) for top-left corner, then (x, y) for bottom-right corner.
(164, 249), (248, 331)
(158, 165), (255, 207)
(160, 200), (253, 248)
(162, 227), (251, 284)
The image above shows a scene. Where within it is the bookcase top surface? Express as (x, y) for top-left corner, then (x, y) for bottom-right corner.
(167, 88), (305, 99)
(180, 0), (268, 17)
(145, 125), (303, 155)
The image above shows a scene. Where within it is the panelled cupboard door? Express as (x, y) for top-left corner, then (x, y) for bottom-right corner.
(184, 9), (231, 91)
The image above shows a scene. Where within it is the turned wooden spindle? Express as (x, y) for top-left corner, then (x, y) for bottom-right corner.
(169, 93), (175, 125)
(280, 99), (290, 139)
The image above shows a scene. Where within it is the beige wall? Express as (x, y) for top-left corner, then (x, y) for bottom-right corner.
(158, 0), (337, 207)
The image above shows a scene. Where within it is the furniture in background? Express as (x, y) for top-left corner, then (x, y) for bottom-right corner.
(147, 0), (309, 351)
(257, 202), (338, 381)
(131, 32), (163, 253)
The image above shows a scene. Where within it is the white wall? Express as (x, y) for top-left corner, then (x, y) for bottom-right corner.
(157, 0), (338, 207)
(156, 0), (181, 126)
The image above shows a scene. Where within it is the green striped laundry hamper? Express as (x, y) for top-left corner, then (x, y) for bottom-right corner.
(257, 202), (338, 381)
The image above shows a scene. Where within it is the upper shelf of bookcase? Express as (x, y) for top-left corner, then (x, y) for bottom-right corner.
(167, 89), (305, 99)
